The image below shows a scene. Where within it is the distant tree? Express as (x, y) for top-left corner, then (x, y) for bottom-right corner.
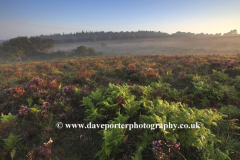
(72, 36), (77, 43)
(58, 37), (64, 43)
(29, 37), (54, 53)
(88, 47), (96, 56)
(234, 29), (238, 34)
(230, 29), (237, 34)
(75, 45), (88, 56)
(107, 35), (112, 40)
(101, 42), (107, 47)
(0, 36), (34, 62)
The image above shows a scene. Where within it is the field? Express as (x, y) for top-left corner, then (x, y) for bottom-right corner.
(0, 37), (240, 159)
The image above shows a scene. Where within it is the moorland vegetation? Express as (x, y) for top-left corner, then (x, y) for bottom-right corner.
(0, 53), (240, 159)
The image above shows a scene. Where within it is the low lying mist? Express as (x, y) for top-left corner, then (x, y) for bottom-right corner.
(1, 36), (240, 64)
(53, 36), (240, 56)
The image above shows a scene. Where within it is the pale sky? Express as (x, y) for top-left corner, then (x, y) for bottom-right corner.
(0, 0), (240, 40)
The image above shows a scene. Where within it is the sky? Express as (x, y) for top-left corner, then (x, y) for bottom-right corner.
(0, 0), (240, 40)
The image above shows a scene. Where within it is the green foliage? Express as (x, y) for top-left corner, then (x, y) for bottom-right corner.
(29, 37), (54, 54)
(193, 81), (224, 102)
(75, 45), (88, 56)
(75, 88), (81, 95)
(59, 83), (62, 92)
(192, 75), (203, 82)
(60, 100), (65, 107)
(27, 98), (33, 107)
(0, 37), (33, 58)
(82, 82), (232, 160)
(0, 36), (54, 62)
(218, 135), (240, 158)
(193, 81), (211, 93)
(201, 144), (231, 160)
(2, 133), (22, 152)
(220, 105), (240, 117)
(29, 104), (41, 115)
(96, 120), (127, 159)
(0, 113), (16, 123)
(88, 47), (96, 56)
(212, 69), (229, 83)
(234, 75), (240, 88)
(10, 148), (16, 160)
(193, 79), (237, 104)
(219, 85), (236, 99)
(38, 98), (43, 105)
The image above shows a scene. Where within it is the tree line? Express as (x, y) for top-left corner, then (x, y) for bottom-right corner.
(1, 29), (239, 45)
(32, 29), (239, 44)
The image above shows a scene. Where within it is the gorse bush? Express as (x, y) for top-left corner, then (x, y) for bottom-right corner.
(82, 81), (233, 160)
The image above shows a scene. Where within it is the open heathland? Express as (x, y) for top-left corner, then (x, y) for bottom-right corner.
(0, 54), (240, 159)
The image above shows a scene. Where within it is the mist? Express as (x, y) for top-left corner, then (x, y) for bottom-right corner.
(53, 36), (240, 56)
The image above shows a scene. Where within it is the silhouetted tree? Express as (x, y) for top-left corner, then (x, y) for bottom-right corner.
(0, 36), (34, 62)
(75, 45), (88, 56)
(72, 36), (77, 43)
(29, 37), (54, 53)
(223, 29), (238, 36)
(88, 47), (96, 56)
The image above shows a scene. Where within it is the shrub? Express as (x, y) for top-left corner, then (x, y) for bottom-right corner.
(88, 47), (96, 56)
(75, 46), (88, 56)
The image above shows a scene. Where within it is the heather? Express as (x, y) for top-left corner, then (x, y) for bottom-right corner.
(0, 54), (240, 159)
